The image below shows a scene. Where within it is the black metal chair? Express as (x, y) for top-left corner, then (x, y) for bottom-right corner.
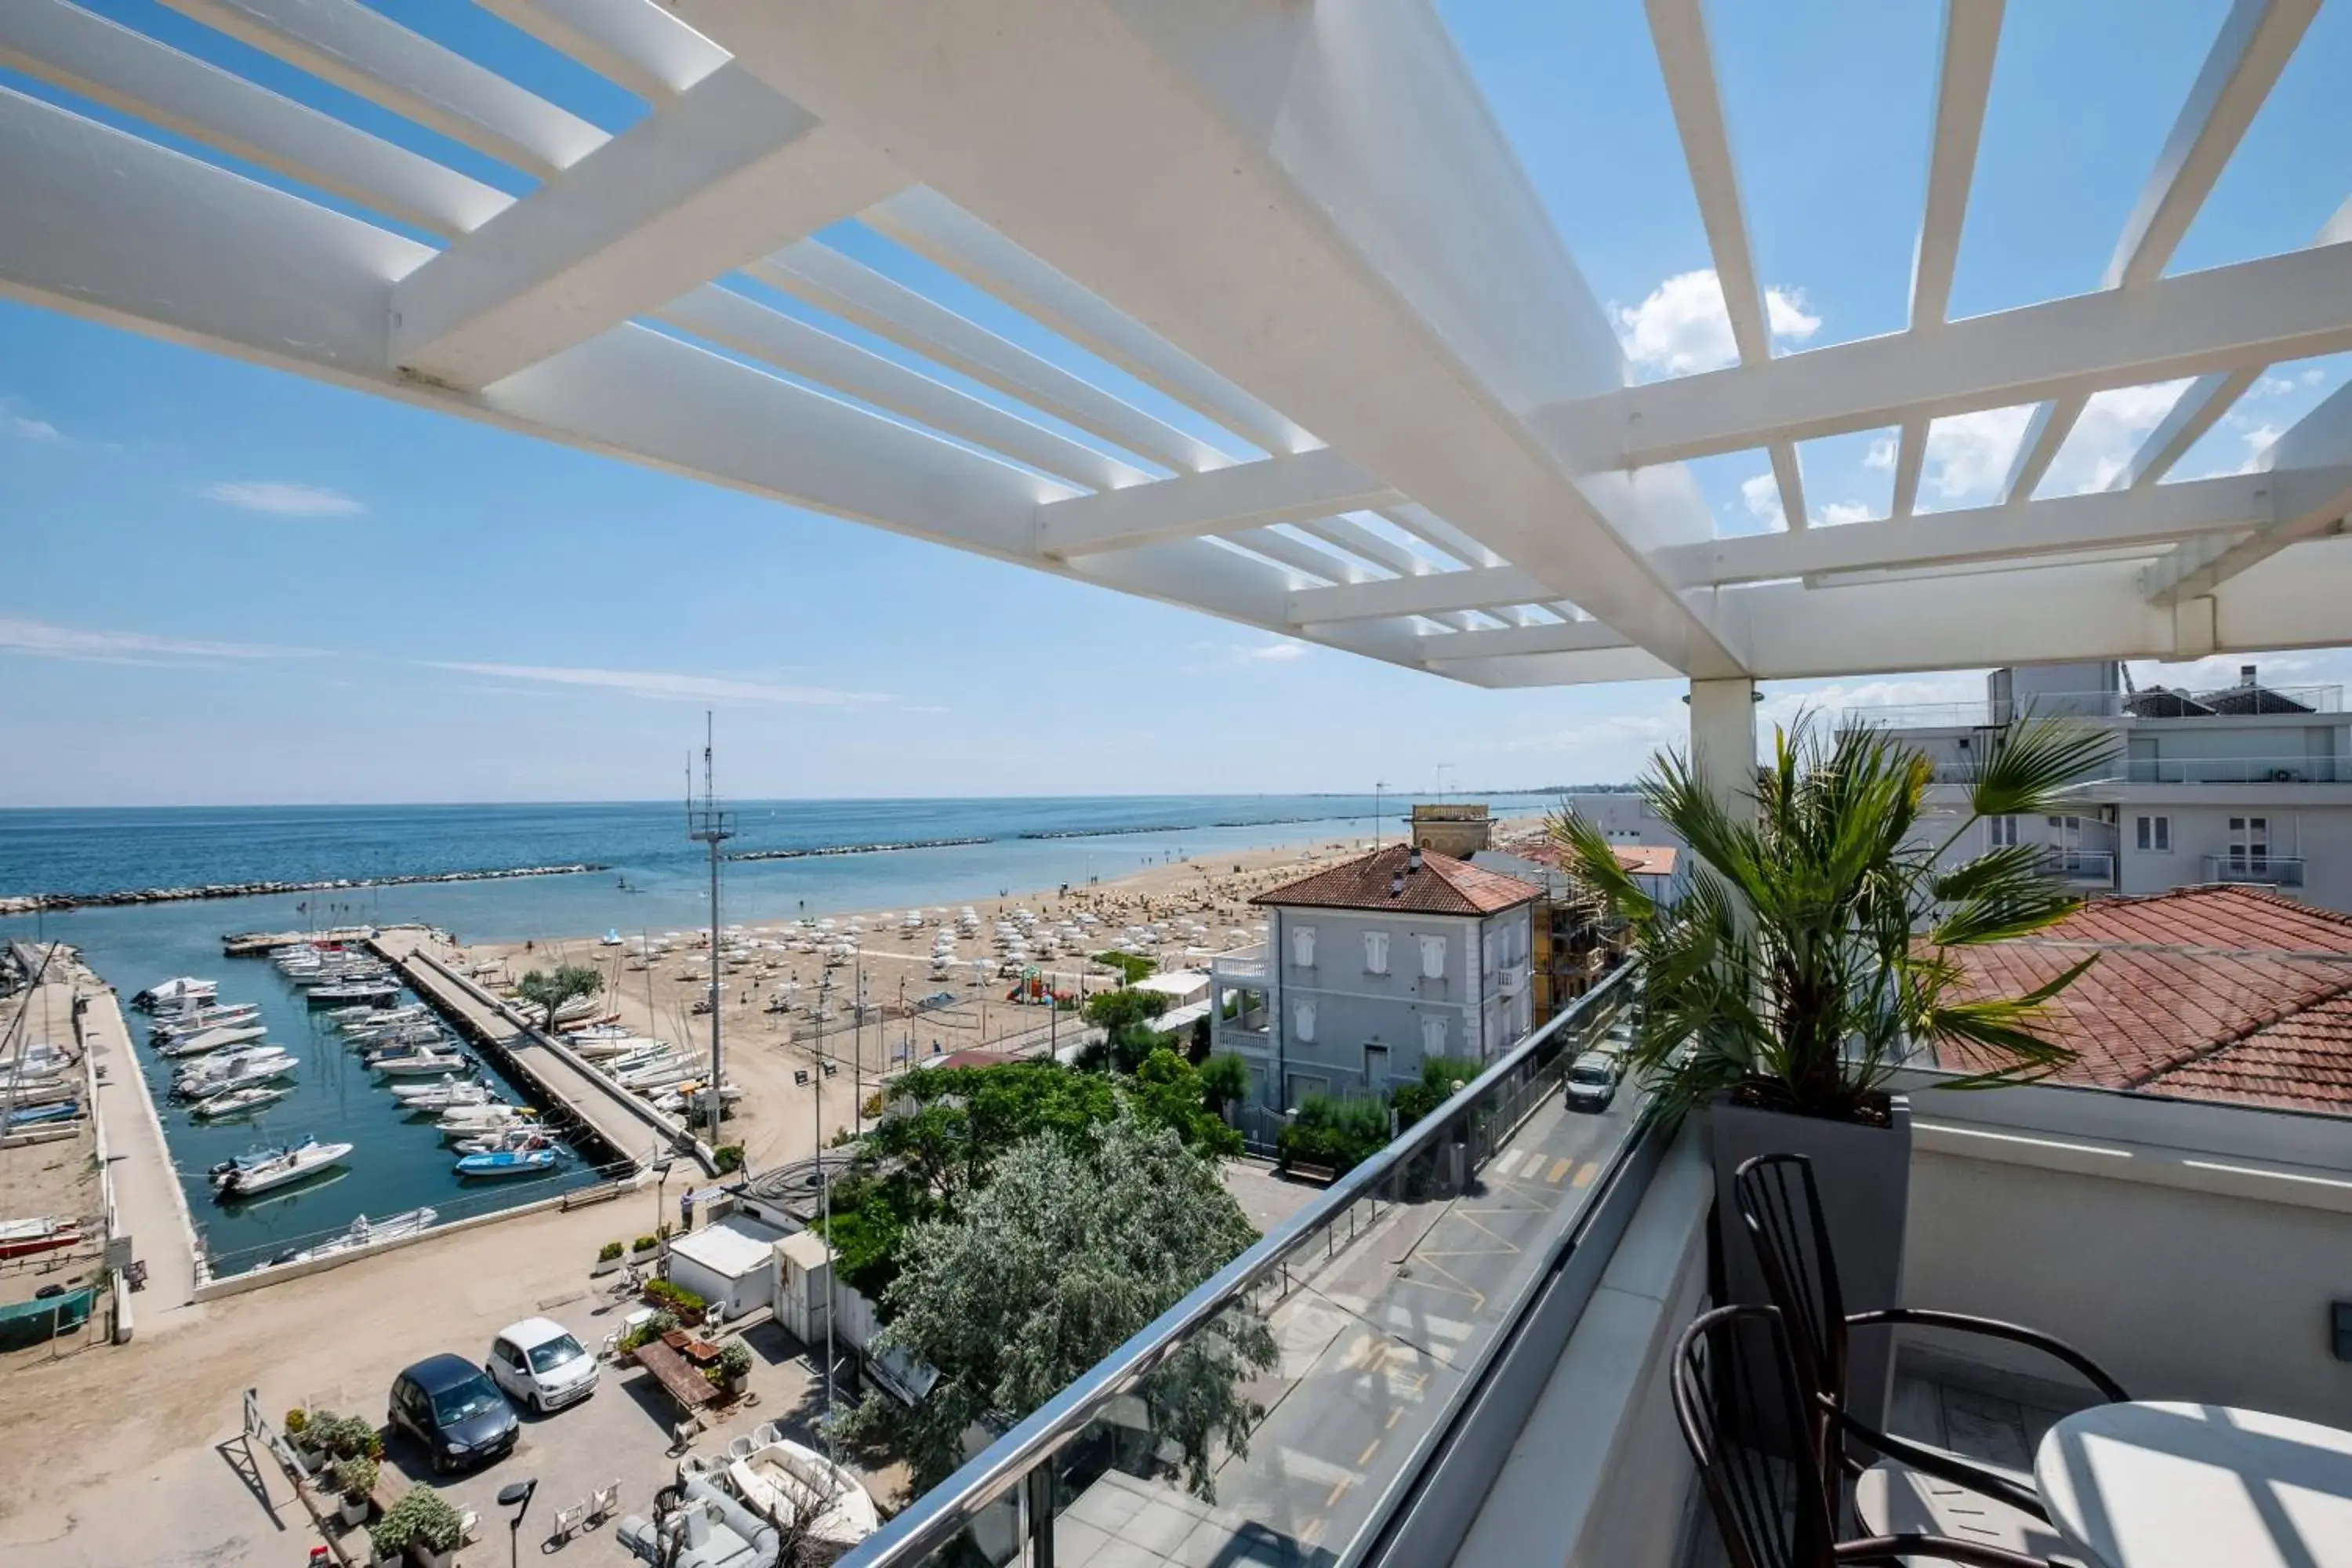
(1673, 1304), (2063, 1568)
(1733, 1152), (2129, 1538)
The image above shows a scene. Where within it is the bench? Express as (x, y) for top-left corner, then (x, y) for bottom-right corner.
(1284, 1161), (1340, 1186)
(633, 1339), (719, 1414)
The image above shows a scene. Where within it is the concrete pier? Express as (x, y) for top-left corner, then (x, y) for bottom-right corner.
(368, 930), (714, 1177)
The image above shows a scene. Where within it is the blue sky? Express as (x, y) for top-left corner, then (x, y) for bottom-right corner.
(4, 0), (2350, 807)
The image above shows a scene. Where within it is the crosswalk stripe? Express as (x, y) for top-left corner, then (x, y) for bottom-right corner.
(1494, 1149), (1523, 1175)
(1547, 1157), (1573, 1184)
(1572, 1161), (1599, 1189)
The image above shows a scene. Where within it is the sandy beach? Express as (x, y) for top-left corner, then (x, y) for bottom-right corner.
(437, 817), (1544, 1171)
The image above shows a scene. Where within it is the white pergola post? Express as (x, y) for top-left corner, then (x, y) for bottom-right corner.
(1688, 677), (1759, 826)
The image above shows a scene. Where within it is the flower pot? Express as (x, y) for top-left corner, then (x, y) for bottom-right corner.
(591, 1254), (619, 1277)
(1709, 1092), (1912, 1432)
(339, 1494), (369, 1527)
(409, 1544), (455, 1568)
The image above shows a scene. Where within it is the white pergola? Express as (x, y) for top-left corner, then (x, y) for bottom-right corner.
(6, 0), (2352, 724)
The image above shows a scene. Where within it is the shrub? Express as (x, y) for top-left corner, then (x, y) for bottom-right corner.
(644, 1278), (707, 1315)
(597, 1241), (624, 1262)
(372, 1488), (463, 1558)
(632, 1235), (659, 1253)
(283, 1407), (309, 1437)
(1385, 1057), (1485, 1128)
(1277, 1093), (1392, 1174)
(1091, 950), (1156, 985)
(713, 1144), (745, 1174)
(328, 1454), (379, 1502)
(617, 1311), (679, 1354)
(716, 1340), (753, 1381)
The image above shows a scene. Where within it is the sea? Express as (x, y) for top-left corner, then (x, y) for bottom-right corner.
(0, 793), (1559, 1272)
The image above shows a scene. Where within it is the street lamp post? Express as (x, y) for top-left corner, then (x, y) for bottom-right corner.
(495, 1479), (537, 1568)
(652, 1155), (676, 1249)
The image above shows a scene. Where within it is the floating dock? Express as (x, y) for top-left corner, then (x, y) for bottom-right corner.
(367, 931), (715, 1177)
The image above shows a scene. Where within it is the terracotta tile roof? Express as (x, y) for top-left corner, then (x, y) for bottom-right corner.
(1941, 886), (2352, 1116)
(1252, 843), (1539, 916)
(1497, 840), (1678, 878)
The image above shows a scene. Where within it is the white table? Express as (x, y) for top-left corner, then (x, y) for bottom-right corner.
(2033, 1401), (2352, 1568)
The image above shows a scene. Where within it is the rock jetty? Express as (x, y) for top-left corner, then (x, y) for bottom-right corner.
(728, 837), (989, 862)
(0, 862), (608, 915)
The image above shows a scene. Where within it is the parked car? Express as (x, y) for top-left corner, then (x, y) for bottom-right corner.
(1564, 1050), (1623, 1112)
(485, 1316), (601, 1414)
(388, 1352), (518, 1473)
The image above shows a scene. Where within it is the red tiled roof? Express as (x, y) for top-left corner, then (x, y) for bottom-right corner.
(1253, 843), (1538, 916)
(1501, 840), (1678, 878)
(1942, 886), (2352, 1116)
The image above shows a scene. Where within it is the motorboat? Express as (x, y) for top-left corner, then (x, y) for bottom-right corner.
(723, 1439), (880, 1550)
(437, 1105), (537, 1138)
(270, 1205), (436, 1265)
(191, 1084), (292, 1120)
(454, 1147), (557, 1179)
(350, 1023), (445, 1051)
(5, 1101), (80, 1130)
(308, 982), (400, 1007)
(390, 1076), (495, 1110)
(209, 1135), (352, 1200)
(148, 1003), (260, 1041)
(158, 1022), (270, 1058)
(336, 1004), (427, 1031)
(450, 1127), (554, 1156)
(0, 1216), (82, 1260)
(132, 977), (217, 1011)
(174, 1047), (297, 1098)
(373, 1048), (467, 1077)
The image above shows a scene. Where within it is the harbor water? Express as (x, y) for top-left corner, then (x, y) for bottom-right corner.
(2, 793), (1559, 1271)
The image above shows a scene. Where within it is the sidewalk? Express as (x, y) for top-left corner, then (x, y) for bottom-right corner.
(80, 978), (203, 1330)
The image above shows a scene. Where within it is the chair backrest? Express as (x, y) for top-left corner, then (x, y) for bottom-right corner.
(1733, 1152), (1849, 1410)
(1671, 1305), (1839, 1568)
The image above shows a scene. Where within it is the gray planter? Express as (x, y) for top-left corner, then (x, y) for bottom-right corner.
(1710, 1093), (1912, 1430)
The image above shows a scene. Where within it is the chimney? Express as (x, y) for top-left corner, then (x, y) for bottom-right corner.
(2241, 664), (2258, 686)
(1388, 872), (1406, 898)
(1406, 846), (1423, 873)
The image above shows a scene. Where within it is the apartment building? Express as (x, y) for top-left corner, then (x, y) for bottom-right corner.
(1207, 843), (1539, 1112)
(1860, 660), (2352, 912)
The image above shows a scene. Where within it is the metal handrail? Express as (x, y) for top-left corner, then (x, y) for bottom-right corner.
(837, 958), (1643, 1566)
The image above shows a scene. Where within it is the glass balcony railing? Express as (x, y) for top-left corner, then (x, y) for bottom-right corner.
(837, 962), (1650, 1568)
(2127, 757), (2343, 785)
(2205, 854), (2307, 887)
(1842, 685), (2343, 730)
(2041, 849), (2116, 882)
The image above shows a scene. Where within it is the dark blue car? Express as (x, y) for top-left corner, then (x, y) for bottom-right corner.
(389, 1352), (518, 1474)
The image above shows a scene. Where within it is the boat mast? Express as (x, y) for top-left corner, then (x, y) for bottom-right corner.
(686, 713), (733, 1157)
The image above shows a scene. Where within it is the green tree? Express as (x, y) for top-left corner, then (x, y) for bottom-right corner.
(1276, 1093), (1391, 1174)
(1083, 987), (1171, 1073)
(1554, 713), (2112, 1123)
(1385, 1055), (1485, 1128)
(515, 963), (601, 1028)
(836, 1114), (1274, 1498)
(1129, 1048), (1243, 1156)
(1197, 1053), (1252, 1118)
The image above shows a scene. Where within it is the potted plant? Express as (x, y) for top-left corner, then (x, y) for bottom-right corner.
(329, 1454), (379, 1527)
(631, 1234), (659, 1256)
(285, 1406), (318, 1458)
(1555, 713), (2107, 1423)
(713, 1339), (753, 1399)
(593, 1240), (625, 1276)
(372, 1487), (464, 1568)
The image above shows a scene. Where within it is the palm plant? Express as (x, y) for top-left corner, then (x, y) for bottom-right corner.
(1554, 713), (2116, 1125)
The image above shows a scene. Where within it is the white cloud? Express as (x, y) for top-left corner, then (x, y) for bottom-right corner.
(1248, 642), (1308, 662)
(1815, 500), (1875, 526)
(201, 481), (365, 518)
(0, 616), (318, 664)
(2235, 423), (2281, 473)
(2036, 379), (2193, 497)
(9, 415), (61, 443)
(1613, 270), (1822, 378)
(425, 661), (893, 708)
(1759, 671), (1987, 731)
(1918, 406), (2035, 506)
(1740, 470), (1784, 528)
(1504, 710), (1683, 754)
(1863, 434), (1898, 471)
(2131, 652), (2315, 691)
(2255, 376), (2299, 398)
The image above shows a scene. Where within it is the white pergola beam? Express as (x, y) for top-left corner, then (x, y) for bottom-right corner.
(753, 241), (1230, 476)
(1432, 648), (1684, 688)
(1662, 471), (2303, 587)
(1911, 0), (2003, 330)
(1415, 620), (1630, 662)
(657, 285), (1148, 492)
(866, 186), (1315, 460)
(1646, 0), (1768, 366)
(469, 0), (729, 103)
(2106, 0), (2318, 290)
(1769, 441), (1808, 531)
(1999, 391), (2087, 503)
(156, 0), (605, 178)
(2145, 381), (2352, 604)
(1219, 528), (1356, 586)
(1592, 243), (2352, 465)
(0, 0), (510, 239)
(1287, 565), (1549, 626)
(1035, 448), (1396, 558)
(391, 64), (902, 390)
(1889, 415), (1929, 518)
(2126, 369), (2257, 489)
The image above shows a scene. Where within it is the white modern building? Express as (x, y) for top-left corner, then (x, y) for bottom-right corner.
(1857, 660), (2352, 910)
(1207, 844), (1538, 1112)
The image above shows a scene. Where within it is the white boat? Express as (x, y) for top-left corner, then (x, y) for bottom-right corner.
(191, 1084), (292, 1120)
(336, 1004), (427, 1032)
(1, 1077), (81, 1109)
(210, 1135), (352, 1200)
(158, 1022), (269, 1058)
(450, 1127), (554, 1156)
(350, 1023), (445, 1051)
(571, 1033), (662, 1060)
(550, 996), (602, 1025)
(308, 982), (400, 1007)
(133, 977), (218, 1011)
(174, 1047), (297, 1096)
(373, 1049), (467, 1077)
(148, 1003), (260, 1040)
(390, 1076), (495, 1109)
(437, 1104), (537, 1138)
(270, 1205), (436, 1264)
(724, 1439), (880, 1550)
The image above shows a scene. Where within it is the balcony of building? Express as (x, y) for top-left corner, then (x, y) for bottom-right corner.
(834, 954), (2352, 1568)
(1843, 684), (2346, 735)
(2205, 853), (2309, 889)
(2041, 848), (2117, 886)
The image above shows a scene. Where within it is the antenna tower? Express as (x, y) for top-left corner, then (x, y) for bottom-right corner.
(686, 712), (735, 1156)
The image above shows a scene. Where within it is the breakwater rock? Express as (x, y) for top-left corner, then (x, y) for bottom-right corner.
(0, 862), (608, 915)
(728, 837), (989, 862)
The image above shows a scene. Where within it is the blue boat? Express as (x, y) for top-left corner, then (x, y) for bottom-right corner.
(5, 1101), (78, 1128)
(453, 1147), (558, 1180)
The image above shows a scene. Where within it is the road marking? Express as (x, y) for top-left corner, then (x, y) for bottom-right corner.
(1573, 1160), (1599, 1189)
(1547, 1157), (1573, 1184)
(1359, 1439), (1380, 1465)
(1385, 1407), (1404, 1430)
(1494, 1149), (1523, 1175)
(1302, 1517), (1327, 1546)
(1326, 1475), (1353, 1508)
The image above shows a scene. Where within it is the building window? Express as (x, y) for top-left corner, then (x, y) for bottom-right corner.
(1480, 930), (1496, 975)
(1989, 815), (2018, 848)
(1363, 929), (1390, 975)
(2230, 815), (2270, 870)
(1419, 934), (1447, 979)
(1292, 1000), (1316, 1043)
(1363, 1042), (1390, 1085)
(1290, 924), (1316, 969)
(1421, 1014), (1446, 1057)
(2136, 815), (2171, 853)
